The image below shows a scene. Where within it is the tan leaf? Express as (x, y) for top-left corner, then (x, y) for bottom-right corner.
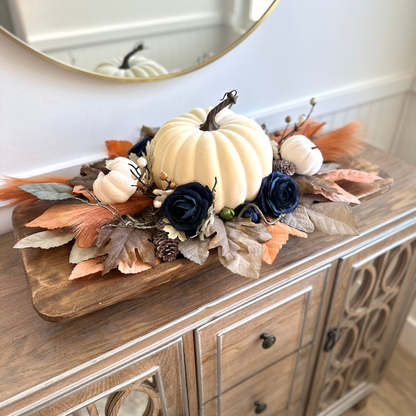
(293, 175), (340, 196)
(320, 169), (382, 183)
(262, 222), (307, 265)
(216, 218), (272, 279)
(69, 257), (104, 280)
(282, 206), (315, 233)
(118, 253), (161, 274)
(205, 216), (232, 257)
(317, 182), (361, 205)
(178, 238), (211, 265)
(306, 202), (359, 235)
(96, 223), (155, 274)
(14, 230), (75, 249)
(69, 243), (102, 264)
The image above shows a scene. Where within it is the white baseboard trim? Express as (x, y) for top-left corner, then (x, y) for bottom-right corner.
(248, 71), (414, 130)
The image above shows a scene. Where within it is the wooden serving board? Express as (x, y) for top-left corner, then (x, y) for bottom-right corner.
(12, 158), (392, 322)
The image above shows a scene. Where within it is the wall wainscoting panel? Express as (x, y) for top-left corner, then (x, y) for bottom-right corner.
(0, 73), (414, 235)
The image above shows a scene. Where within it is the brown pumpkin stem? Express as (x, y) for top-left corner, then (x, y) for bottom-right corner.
(119, 43), (144, 69)
(200, 90), (238, 132)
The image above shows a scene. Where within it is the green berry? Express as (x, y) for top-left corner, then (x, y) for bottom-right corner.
(220, 207), (235, 221)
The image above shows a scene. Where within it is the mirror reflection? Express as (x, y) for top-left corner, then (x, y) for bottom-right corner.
(0, 0), (276, 79)
(70, 390), (150, 416)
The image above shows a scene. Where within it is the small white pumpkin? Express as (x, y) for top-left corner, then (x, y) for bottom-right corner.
(93, 157), (138, 204)
(94, 43), (168, 78)
(152, 91), (273, 212)
(280, 135), (323, 176)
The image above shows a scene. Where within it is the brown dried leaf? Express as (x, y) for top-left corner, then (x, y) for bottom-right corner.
(96, 223), (155, 274)
(140, 125), (160, 139)
(319, 169), (383, 183)
(282, 206), (315, 233)
(67, 171), (99, 191)
(293, 175), (340, 196)
(69, 257), (104, 280)
(306, 202), (359, 236)
(262, 222), (307, 265)
(178, 238), (211, 265)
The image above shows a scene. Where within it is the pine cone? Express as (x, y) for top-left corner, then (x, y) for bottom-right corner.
(272, 159), (297, 176)
(153, 228), (179, 262)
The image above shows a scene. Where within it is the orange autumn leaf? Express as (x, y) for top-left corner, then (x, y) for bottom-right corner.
(262, 222), (307, 265)
(26, 195), (153, 248)
(118, 255), (161, 274)
(321, 169), (382, 183)
(72, 185), (95, 202)
(312, 121), (364, 162)
(69, 257), (104, 280)
(0, 176), (72, 207)
(105, 140), (134, 159)
(317, 182), (361, 205)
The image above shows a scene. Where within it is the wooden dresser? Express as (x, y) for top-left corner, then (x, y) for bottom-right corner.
(1, 145), (415, 416)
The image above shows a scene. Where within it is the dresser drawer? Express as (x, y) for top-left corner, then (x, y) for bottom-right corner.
(196, 266), (332, 404)
(204, 344), (313, 416)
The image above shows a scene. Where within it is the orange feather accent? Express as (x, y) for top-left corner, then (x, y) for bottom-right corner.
(105, 140), (134, 159)
(26, 195), (153, 248)
(312, 121), (364, 162)
(0, 176), (72, 207)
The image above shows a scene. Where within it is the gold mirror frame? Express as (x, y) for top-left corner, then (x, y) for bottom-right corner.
(0, 0), (280, 83)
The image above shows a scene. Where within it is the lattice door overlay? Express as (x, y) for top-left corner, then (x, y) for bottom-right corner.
(318, 239), (416, 411)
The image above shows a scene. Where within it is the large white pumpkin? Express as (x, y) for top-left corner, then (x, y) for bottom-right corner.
(152, 97), (273, 213)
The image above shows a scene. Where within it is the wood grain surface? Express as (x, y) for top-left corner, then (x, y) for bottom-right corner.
(0, 144), (415, 414)
(12, 150), (393, 323)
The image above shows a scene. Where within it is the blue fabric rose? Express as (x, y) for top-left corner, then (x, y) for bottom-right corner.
(235, 202), (260, 223)
(256, 172), (299, 217)
(163, 182), (213, 237)
(128, 136), (153, 157)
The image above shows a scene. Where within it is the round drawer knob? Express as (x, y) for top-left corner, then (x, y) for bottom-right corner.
(254, 400), (267, 414)
(260, 332), (276, 349)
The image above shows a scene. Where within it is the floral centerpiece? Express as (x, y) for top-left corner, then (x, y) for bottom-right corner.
(0, 91), (388, 280)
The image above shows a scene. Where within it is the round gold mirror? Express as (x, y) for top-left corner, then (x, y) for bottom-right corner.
(0, 0), (280, 82)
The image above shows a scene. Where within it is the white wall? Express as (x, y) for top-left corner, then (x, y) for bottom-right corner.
(1, 0), (416, 236)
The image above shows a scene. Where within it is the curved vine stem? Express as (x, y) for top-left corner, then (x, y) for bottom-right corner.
(119, 42), (144, 69)
(237, 203), (286, 225)
(200, 90), (238, 131)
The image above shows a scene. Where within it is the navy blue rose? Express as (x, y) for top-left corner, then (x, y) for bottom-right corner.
(256, 172), (299, 217)
(128, 136), (153, 157)
(163, 183), (213, 237)
(235, 202), (260, 223)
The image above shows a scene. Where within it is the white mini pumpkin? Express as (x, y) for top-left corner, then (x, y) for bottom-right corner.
(280, 135), (323, 176)
(93, 157), (138, 204)
(152, 91), (273, 212)
(94, 43), (168, 78)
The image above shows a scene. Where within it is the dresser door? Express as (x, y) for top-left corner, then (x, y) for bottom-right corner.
(32, 338), (188, 416)
(307, 222), (416, 416)
(195, 265), (333, 416)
